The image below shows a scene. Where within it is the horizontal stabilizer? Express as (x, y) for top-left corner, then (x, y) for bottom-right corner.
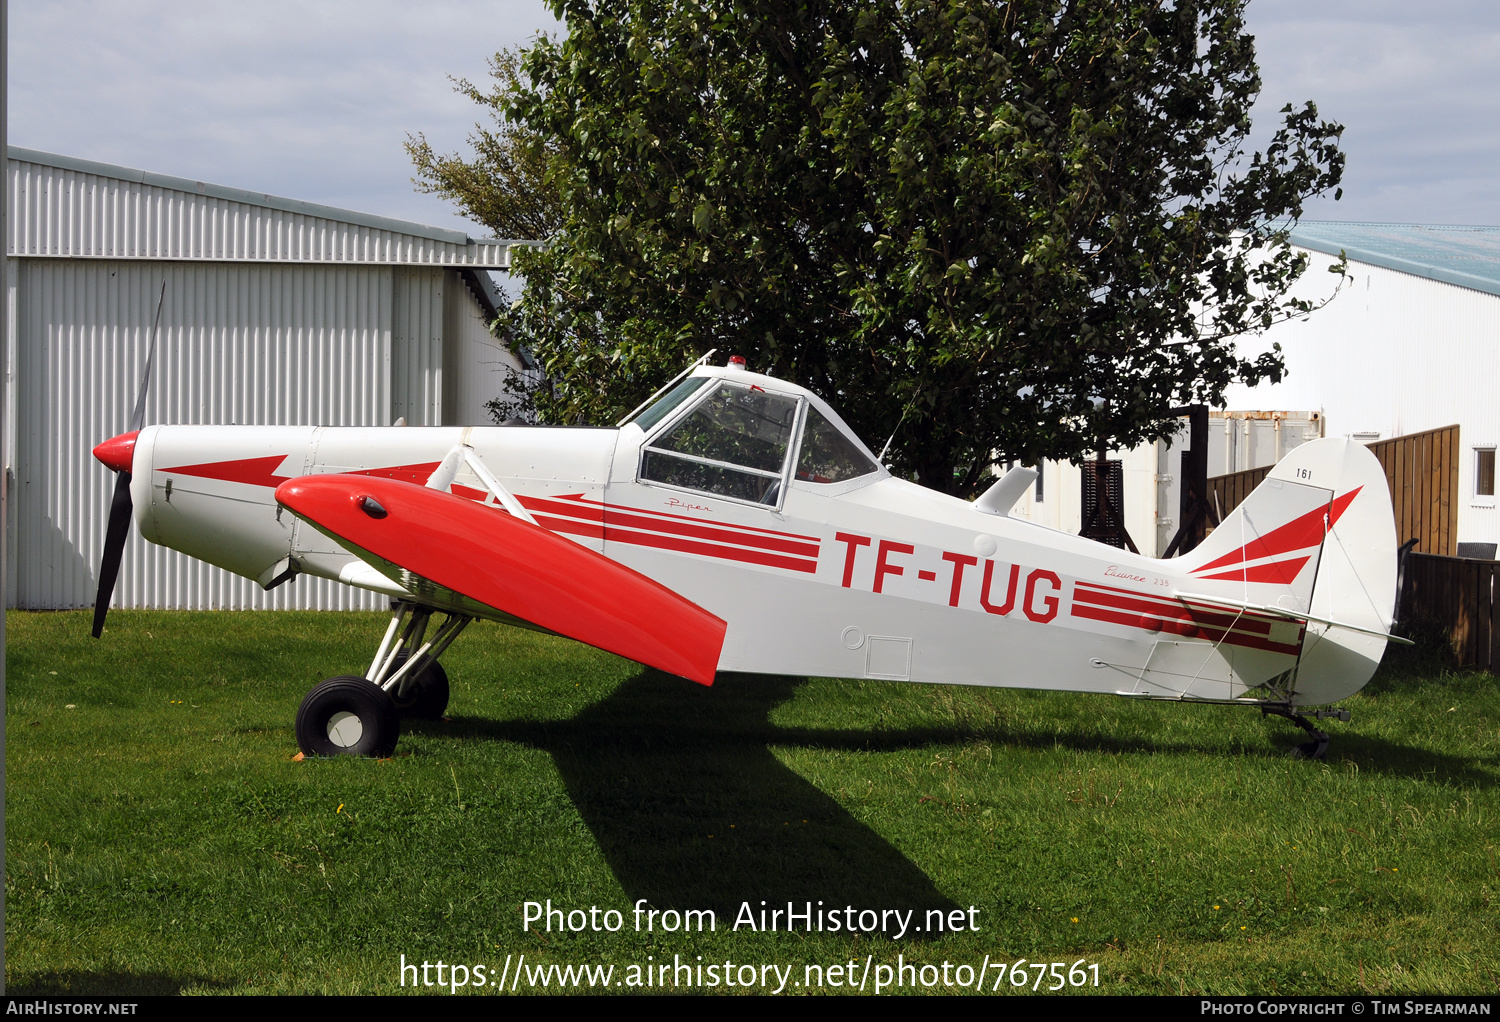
(275, 474), (727, 685)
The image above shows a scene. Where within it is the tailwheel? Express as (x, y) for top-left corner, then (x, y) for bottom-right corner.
(388, 651), (450, 720)
(296, 676), (400, 758)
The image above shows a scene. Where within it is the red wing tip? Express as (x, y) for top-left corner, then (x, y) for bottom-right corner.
(92, 430), (140, 473)
(274, 475), (328, 505)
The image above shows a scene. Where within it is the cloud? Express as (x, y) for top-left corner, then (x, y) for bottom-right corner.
(1246, 0), (1500, 224)
(9, 0), (561, 234)
(10, 0), (1500, 228)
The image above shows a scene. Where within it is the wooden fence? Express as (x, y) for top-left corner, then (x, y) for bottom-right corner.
(1400, 552), (1499, 669)
(1207, 424), (1460, 557)
(1207, 465), (1271, 523)
(1367, 425), (1461, 557)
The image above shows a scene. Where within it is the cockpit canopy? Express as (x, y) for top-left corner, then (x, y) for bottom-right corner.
(626, 370), (881, 507)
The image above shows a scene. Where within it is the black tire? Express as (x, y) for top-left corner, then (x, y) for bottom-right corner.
(387, 651), (451, 720)
(295, 676), (400, 757)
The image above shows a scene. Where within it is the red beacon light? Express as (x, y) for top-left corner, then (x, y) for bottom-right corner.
(727, 355), (747, 370)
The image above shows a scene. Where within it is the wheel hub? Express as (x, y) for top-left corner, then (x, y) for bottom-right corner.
(326, 710), (364, 747)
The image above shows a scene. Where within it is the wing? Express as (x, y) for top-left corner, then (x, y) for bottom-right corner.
(274, 474), (726, 685)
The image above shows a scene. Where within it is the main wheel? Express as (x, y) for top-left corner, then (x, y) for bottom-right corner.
(386, 652), (450, 720)
(295, 676), (400, 757)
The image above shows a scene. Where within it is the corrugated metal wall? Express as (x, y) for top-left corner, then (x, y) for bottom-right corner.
(7, 259), (396, 610)
(446, 273), (523, 426)
(8, 152), (512, 267)
(392, 267), (444, 426)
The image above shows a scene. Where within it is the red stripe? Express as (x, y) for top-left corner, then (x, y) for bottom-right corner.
(518, 493), (605, 523)
(519, 492), (820, 543)
(603, 499), (820, 542)
(1196, 556), (1312, 585)
(1072, 586), (1272, 634)
(1069, 603), (1302, 656)
(603, 507), (819, 558)
(1074, 582), (1285, 629)
(162, 456), (448, 490)
(1195, 487), (1361, 573)
(605, 525), (819, 573)
(1075, 579), (1277, 621)
(534, 514), (605, 540)
(519, 493), (821, 559)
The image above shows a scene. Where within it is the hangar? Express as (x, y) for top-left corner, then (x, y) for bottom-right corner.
(4, 147), (524, 610)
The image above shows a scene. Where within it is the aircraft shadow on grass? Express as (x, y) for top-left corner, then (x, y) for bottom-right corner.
(423, 671), (962, 929)
(420, 670), (1498, 919)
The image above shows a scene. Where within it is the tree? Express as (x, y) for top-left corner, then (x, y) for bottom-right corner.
(420, 0), (1344, 496)
(406, 49), (562, 241)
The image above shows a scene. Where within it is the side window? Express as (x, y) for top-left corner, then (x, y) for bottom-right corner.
(641, 383), (800, 504)
(796, 407), (879, 484)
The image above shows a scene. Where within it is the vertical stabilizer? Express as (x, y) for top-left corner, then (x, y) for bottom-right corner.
(1177, 438), (1398, 704)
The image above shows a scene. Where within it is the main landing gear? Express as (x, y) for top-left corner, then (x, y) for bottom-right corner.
(295, 601), (471, 758)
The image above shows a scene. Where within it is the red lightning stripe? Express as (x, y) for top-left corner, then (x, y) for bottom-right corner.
(161, 454), (295, 488)
(160, 456), (447, 490)
(1192, 487), (1361, 575)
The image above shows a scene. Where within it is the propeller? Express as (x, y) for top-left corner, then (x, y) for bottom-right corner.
(91, 281), (166, 638)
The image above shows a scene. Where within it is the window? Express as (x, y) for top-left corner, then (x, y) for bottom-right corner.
(1477, 447), (1496, 504)
(641, 382), (800, 505)
(796, 408), (878, 484)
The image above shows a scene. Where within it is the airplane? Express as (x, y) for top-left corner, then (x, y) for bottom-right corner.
(90, 351), (1406, 762)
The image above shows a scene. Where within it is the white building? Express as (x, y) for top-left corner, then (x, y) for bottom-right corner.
(1223, 222), (1497, 557)
(1008, 222), (1499, 558)
(5, 147), (526, 609)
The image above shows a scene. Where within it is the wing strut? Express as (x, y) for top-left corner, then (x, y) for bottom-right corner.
(425, 444), (538, 526)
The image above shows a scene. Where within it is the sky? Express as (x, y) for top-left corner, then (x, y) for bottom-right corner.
(9, 1), (1500, 237)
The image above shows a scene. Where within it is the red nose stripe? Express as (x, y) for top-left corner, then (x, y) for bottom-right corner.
(93, 431), (140, 473)
(275, 474), (727, 686)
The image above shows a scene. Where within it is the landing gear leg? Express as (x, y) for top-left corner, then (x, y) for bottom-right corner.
(368, 601), (471, 721)
(1262, 705), (1350, 761)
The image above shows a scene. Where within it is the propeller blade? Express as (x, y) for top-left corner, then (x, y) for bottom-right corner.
(93, 280), (166, 638)
(92, 469), (134, 638)
(128, 281), (166, 433)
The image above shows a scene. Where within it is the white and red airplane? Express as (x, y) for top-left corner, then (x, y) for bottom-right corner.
(91, 353), (1404, 760)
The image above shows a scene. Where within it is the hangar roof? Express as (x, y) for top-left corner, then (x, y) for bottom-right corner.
(1290, 221), (1500, 299)
(7, 147), (524, 268)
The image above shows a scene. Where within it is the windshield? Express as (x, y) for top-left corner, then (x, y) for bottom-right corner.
(641, 382), (801, 505)
(626, 376), (712, 433)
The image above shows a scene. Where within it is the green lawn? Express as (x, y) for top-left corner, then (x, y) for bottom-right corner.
(5, 610), (1498, 995)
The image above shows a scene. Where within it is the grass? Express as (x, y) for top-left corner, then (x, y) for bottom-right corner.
(5, 609), (1498, 995)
